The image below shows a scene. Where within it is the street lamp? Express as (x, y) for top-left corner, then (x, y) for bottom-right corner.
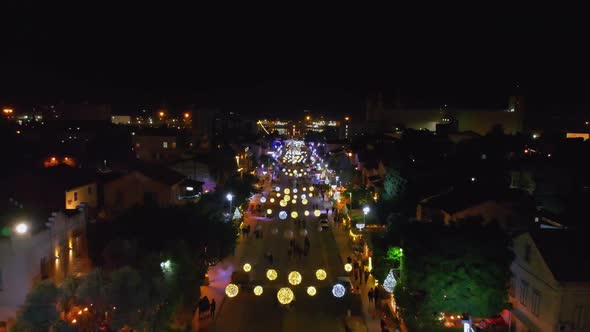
(358, 206), (370, 230)
(14, 222), (28, 235)
(226, 193), (233, 218)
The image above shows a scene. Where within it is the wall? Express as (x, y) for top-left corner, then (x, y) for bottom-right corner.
(65, 183), (98, 210)
(510, 233), (561, 332)
(102, 172), (181, 218)
(0, 208), (90, 326)
(133, 136), (180, 163)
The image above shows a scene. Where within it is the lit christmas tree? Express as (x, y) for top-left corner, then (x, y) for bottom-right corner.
(383, 269), (397, 293)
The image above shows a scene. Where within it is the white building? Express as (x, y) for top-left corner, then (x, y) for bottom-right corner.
(509, 230), (590, 332)
(0, 206), (90, 327)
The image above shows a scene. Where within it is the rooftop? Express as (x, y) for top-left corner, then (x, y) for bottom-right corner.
(529, 230), (590, 283)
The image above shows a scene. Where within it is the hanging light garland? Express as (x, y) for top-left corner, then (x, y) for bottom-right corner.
(288, 271), (302, 285)
(225, 284), (239, 298)
(277, 287), (295, 304)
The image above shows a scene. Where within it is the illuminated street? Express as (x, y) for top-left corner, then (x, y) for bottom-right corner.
(206, 141), (361, 331)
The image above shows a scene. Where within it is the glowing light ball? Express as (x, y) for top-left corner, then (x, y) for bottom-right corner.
(344, 263), (353, 272)
(304, 210), (310, 216)
(276, 186), (281, 192)
(284, 188), (290, 194)
(316, 269), (327, 280)
(291, 199), (296, 204)
(276, 193), (281, 198)
(279, 211), (288, 220)
(301, 194), (306, 199)
(253, 285), (263, 296)
(314, 210), (321, 217)
(277, 287), (295, 305)
(307, 286), (317, 296)
(266, 269), (278, 281)
(270, 198), (275, 203)
(260, 197), (267, 203)
(293, 170), (298, 174)
(291, 211), (298, 219)
(225, 284), (239, 298)
(332, 284), (346, 298)
(280, 200), (287, 207)
(289, 173), (293, 176)
(308, 193), (313, 197)
(243, 263), (252, 272)
(293, 188), (298, 193)
(267, 208), (272, 215)
(288, 271), (302, 285)
(281, 169), (285, 173)
(302, 187), (307, 192)
(293, 194), (297, 199)
(283, 195), (291, 201)
(302, 199), (308, 205)
(309, 186), (314, 192)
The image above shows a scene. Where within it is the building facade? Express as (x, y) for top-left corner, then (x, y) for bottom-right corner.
(509, 231), (590, 332)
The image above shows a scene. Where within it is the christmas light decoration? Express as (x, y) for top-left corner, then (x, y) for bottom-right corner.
(315, 269), (327, 280)
(383, 269), (397, 293)
(254, 285), (263, 296)
(307, 286), (317, 296)
(332, 284), (345, 298)
(266, 269), (278, 281)
(288, 271), (302, 285)
(277, 287), (294, 304)
(225, 284), (239, 298)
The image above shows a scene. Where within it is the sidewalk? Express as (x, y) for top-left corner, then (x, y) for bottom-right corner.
(326, 201), (398, 332)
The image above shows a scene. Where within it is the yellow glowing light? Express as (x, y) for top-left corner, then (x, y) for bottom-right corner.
(243, 263), (252, 272)
(304, 210), (310, 216)
(72, 319), (77, 324)
(284, 188), (290, 194)
(266, 269), (278, 281)
(314, 210), (321, 217)
(302, 198), (308, 205)
(254, 285), (263, 296)
(291, 211), (298, 219)
(302, 187), (306, 191)
(280, 200), (287, 207)
(293, 194), (297, 199)
(270, 198), (275, 203)
(308, 193), (313, 197)
(309, 186), (314, 192)
(158, 111), (165, 117)
(277, 287), (295, 304)
(225, 283), (239, 298)
(267, 208), (272, 214)
(307, 286), (317, 296)
(315, 269), (327, 280)
(344, 263), (353, 272)
(184, 112), (190, 118)
(291, 199), (296, 204)
(276, 193), (281, 197)
(284, 195), (291, 201)
(368, 257), (373, 272)
(288, 271), (302, 285)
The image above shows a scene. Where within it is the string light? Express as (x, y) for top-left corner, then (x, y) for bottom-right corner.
(225, 284), (239, 298)
(277, 287), (295, 304)
(315, 269), (327, 280)
(243, 263), (252, 272)
(288, 271), (302, 285)
(254, 285), (263, 296)
(267, 269), (278, 280)
(344, 263), (352, 272)
(332, 284), (345, 298)
(307, 286), (317, 296)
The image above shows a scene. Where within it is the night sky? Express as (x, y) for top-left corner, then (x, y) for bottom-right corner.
(2, 4), (588, 118)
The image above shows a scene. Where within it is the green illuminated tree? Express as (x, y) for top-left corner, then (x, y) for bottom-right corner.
(395, 221), (513, 330)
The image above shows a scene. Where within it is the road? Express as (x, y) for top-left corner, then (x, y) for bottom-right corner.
(205, 146), (361, 331)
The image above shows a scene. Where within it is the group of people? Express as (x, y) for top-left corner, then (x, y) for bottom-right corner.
(287, 236), (310, 261)
(197, 296), (216, 319)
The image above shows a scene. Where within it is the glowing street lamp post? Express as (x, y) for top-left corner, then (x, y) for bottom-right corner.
(226, 193), (233, 219)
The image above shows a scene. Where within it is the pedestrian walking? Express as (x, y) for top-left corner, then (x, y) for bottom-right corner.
(368, 288), (374, 303)
(364, 269), (370, 284)
(374, 287), (380, 308)
(210, 299), (216, 318)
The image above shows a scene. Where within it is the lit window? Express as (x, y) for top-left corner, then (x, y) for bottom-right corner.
(172, 142), (177, 149)
(74, 192), (78, 202)
(163, 142), (168, 149)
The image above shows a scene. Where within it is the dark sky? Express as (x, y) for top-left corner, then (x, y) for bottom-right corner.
(2, 4), (588, 117)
